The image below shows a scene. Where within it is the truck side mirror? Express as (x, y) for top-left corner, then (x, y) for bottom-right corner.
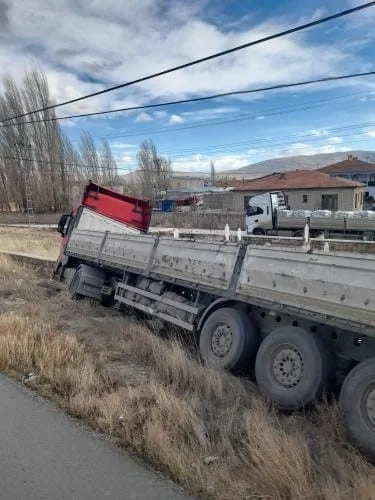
(57, 214), (71, 236)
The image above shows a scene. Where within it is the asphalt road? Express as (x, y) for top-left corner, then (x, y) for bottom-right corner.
(0, 374), (192, 500)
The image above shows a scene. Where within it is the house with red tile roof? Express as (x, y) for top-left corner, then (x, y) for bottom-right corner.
(206, 169), (364, 211)
(318, 154), (375, 204)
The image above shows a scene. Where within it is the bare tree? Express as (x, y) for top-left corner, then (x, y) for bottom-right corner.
(136, 139), (172, 204)
(0, 67), (119, 213)
(99, 139), (118, 185)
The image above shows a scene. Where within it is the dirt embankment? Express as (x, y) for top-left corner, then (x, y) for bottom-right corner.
(0, 255), (373, 499)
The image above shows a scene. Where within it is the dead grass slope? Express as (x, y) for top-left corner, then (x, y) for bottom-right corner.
(0, 227), (60, 259)
(0, 255), (374, 499)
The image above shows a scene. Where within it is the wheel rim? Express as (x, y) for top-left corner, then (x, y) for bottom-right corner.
(211, 323), (233, 358)
(272, 344), (304, 388)
(363, 385), (375, 427)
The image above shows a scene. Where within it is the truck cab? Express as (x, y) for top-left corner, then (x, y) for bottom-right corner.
(246, 191), (286, 234)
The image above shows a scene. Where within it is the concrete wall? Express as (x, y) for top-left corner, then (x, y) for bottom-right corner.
(170, 177), (208, 190)
(204, 187), (365, 211)
(204, 191), (257, 211)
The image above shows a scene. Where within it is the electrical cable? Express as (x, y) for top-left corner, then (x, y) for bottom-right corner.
(1, 2), (374, 123)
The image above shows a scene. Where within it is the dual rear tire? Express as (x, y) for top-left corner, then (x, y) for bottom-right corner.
(339, 358), (375, 457)
(199, 311), (334, 408)
(255, 326), (333, 410)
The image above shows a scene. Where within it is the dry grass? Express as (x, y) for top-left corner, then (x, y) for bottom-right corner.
(0, 227), (60, 259)
(0, 257), (374, 499)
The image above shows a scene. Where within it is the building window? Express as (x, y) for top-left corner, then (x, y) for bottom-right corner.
(355, 193), (358, 209)
(302, 194), (308, 203)
(321, 194), (338, 210)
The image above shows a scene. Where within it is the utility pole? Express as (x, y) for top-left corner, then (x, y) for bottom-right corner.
(210, 160), (216, 187)
(15, 142), (35, 225)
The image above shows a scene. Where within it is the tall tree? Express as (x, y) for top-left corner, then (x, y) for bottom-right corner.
(0, 67), (119, 213)
(136, 139), (172, 204)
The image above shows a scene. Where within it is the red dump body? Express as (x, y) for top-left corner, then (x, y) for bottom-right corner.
(81, 181), (152, 233)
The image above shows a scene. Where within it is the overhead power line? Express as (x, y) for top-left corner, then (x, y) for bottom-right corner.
(1, 2), (374, 124)
(83, 90), (375, 142)
(2, 131), (375, 175)
(2, 71), (374, 127)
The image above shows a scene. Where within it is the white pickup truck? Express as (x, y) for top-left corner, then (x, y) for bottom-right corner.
(246, 191), (375, 239)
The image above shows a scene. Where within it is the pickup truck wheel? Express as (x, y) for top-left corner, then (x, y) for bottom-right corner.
(255, 327), (332, 410)
(339, 358), (375, 457)
(199, 307), (258, 372)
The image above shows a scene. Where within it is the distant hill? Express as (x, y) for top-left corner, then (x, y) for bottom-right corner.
(225, 151), (375, 178)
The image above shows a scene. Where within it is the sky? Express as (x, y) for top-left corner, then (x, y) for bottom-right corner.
(0, 0), (375, 175)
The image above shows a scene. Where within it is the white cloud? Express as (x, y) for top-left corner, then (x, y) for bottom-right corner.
(134, 112), (153, 123)
(169, 114), (185, 125)
(255, 115), (265, 120)
(172, 153), (249, 173)
(367, 130), (375, 138)
(326, 136), (343, 144)
(276, 142), (351, 157)
(180, 107), (239, 122)
(110, 142), (138, 149)
(309, 129), (329, 137)
(121, 154), (135, 165)
(0, 0), (358, 120)
(61, 119), (77, 127)
(154, 110), (167, 118)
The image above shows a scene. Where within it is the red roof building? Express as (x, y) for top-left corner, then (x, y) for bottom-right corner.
(220, 169), (363, 191)
(207, 170), (365, 212)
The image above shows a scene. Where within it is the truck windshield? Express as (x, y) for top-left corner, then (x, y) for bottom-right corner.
(246, 206), (264, 216)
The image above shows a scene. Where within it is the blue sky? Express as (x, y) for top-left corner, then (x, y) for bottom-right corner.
(1, 0), (375, 174)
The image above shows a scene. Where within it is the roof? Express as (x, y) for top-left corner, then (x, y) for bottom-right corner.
(318, 158), (375, 174)
(220, 170), (364, 191)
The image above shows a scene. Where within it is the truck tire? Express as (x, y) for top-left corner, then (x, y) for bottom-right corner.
(255, 326), (332, 410)
(199, 307), (258, 372)
(253, 228), (265, 236)
(68, 267), (83, 300)
(339, 357), (375, 457)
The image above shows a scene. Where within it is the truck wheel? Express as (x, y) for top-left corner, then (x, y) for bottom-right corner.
(68, 267), (83, 300)
(253, 228), (265, 236)
(339, 357), (375, 457)
(199, 307), (258, 372)
(255, 326), (332, 410)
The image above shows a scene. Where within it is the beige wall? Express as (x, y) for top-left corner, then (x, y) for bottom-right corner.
(204, 187), (364, 211)
(284, 187), (364, 211)
(170, 177), (207, 190)
(204, 191), (256, 211)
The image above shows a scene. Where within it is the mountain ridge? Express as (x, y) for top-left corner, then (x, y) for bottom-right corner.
(226, 150), (375, 178)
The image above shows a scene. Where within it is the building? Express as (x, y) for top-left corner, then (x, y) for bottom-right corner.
(318, 155), (375, 205)
(170, 176), (209, 190)
(205, 170), (364, 211)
